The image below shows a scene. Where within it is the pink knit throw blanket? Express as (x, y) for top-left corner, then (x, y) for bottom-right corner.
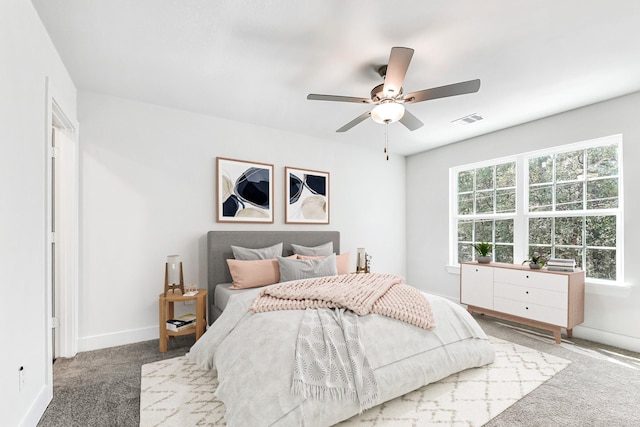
(250, 273), (435, 330)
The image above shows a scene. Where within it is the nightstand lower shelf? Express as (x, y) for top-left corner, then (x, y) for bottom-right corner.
(158, 289), (208, 352)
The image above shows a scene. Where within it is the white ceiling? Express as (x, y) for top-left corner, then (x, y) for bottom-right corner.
(32, 0), (640, 156)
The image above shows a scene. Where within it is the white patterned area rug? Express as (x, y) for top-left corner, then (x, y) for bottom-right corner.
(140, 337), (570, 426)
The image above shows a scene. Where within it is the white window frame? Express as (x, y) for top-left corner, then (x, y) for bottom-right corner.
(449, 156), (519, 264)
(450, 134), (624, 286)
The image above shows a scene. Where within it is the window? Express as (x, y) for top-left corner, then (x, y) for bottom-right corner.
(456, 161), (516, 264)
(452, 135), (622, 283)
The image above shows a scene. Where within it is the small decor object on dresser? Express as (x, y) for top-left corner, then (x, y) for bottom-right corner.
(285, 166), (330, 224)
(216, 157), (274, 223)
(546, 258), (577, 272)
(473, 242), (492, 264)
(522, 251), (547, 270)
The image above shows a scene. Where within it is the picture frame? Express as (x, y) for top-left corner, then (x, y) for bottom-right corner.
(216, 157), (274, 223)
(285, 166), (330, 224)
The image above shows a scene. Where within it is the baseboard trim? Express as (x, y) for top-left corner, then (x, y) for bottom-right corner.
(20, 384), (51, 427)
(78, 326), (157, 352)
(573, 325), (640, 353)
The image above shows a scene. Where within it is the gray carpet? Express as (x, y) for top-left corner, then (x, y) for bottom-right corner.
(37, 335), (194, 427)
(476, 316), (640, 427)
(37, 316), (640, 427)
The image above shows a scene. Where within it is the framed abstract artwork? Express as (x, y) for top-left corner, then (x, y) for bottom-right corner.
(216, 157), (274, 223)
(285, 166), (330, 224)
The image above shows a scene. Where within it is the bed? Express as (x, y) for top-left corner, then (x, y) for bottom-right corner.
(189, 230), (494, 426)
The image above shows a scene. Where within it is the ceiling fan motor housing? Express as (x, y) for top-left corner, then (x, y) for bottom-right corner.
(370, 83), (403, 103)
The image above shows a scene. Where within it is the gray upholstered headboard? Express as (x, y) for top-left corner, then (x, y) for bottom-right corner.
(206, 230), (340, 321)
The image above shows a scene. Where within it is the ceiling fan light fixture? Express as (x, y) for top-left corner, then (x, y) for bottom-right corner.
(371, 101), (405, 124)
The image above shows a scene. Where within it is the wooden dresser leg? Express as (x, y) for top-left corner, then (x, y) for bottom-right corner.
(566, 328), (573, 339)
(553, 329), (562, 344)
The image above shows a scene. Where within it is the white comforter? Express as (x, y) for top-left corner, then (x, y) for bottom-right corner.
(187, 286), (494, 426)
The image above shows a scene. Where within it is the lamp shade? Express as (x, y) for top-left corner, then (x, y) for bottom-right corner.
(371, 102), (405, 124)
(167, 255), (181, 284)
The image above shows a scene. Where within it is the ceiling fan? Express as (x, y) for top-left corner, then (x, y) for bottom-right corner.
(307, 47), (481, 132)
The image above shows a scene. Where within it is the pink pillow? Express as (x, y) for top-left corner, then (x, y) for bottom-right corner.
(227, 259), (280, 289)
(296, 252), (350, 275)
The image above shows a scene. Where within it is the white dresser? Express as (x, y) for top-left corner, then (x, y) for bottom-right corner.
(460, 262), (585, 343)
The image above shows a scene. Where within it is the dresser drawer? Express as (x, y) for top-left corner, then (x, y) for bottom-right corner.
(494, 268), (568, 291)
(494, 282), (567, 310)
(494, 296), (568, 326)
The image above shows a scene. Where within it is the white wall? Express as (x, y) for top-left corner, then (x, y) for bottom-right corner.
(0, 1), (77, 426)
(406, 91), (640, 352)
(77, 92), (406, 350)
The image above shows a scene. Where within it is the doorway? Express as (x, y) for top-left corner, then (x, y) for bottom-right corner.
(48, 100), (79, 360)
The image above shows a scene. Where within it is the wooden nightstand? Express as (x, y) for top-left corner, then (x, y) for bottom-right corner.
(158, 289), (208, 352)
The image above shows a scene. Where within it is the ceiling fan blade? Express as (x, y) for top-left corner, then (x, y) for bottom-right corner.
(403, 79), (481, 104)
(336, 111), (371, 132)
(399, 109), (424, 131)
(307, 94), (372, 104)
(382, 47), (414, 98)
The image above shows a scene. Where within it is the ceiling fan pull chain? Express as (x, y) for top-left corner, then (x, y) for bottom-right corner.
(385, 123), (390, 161)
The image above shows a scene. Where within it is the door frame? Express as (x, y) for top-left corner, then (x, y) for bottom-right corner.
(45, 85), (79, 365)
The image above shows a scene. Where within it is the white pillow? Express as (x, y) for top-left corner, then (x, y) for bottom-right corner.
(231, 243), (283, 260)
(278, 253), (337, 282)
(290, 241), (333, 256)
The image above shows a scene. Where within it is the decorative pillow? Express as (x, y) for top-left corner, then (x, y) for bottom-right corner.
(278, 253), (338, 282)
(297, 253), (350, 275)
(290, 241), (333, 256)
(226, 258), (280, 289)
(231, 243), (283, 260)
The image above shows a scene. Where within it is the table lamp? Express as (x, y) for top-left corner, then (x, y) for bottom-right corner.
(164, 255), (185, 296)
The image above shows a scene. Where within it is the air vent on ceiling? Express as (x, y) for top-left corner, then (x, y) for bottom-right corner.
(452, 113), (484, 126)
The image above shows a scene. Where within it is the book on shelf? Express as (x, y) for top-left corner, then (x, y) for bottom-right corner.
(166, 313), (197, 331)
(166, 319), (194, 331)
(175, 313), (196, 322)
